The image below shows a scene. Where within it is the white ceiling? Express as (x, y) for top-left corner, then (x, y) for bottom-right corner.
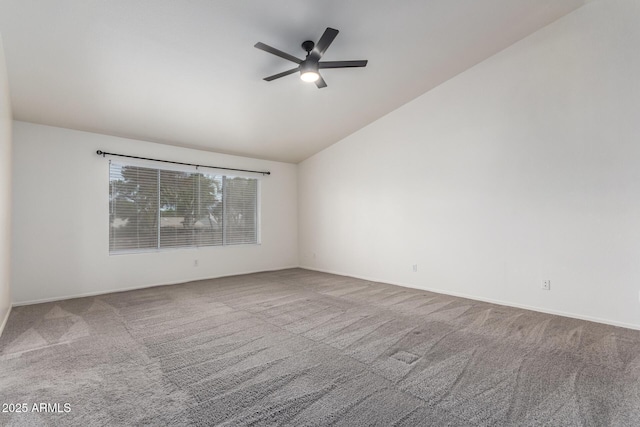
(0, 0), (589, 163)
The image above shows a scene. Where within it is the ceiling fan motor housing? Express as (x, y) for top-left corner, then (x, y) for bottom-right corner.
(300, 60), (318, 73)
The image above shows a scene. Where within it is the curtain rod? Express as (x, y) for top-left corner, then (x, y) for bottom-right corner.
(96, 150), (271, 176)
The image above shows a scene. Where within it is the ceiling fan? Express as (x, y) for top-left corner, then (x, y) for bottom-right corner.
(254, 27), (368, 88)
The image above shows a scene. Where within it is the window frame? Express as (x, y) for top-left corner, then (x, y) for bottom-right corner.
(108, 160), (261, 255)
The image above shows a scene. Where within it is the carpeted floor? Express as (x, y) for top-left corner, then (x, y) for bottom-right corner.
(1, 269), (639, 426)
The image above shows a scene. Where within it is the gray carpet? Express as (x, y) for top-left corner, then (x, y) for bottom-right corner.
(1, 269), (640, 426)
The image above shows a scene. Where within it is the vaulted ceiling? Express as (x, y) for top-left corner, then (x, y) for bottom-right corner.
(0, 0), (590, 163)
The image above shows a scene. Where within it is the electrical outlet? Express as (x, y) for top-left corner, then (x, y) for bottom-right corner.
(412, 264), (418, 272)
(541, 280), (550, 290)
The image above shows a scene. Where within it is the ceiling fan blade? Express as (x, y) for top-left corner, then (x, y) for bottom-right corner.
(319, 60), (368, 69)
(254, 42), (302, 64)
(312, 27), (339, 59)
(264, 67), (299, 81)
(315, 74), (327, 89)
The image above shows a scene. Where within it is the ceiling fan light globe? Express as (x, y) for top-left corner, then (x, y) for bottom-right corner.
(300, 71), (320, 82)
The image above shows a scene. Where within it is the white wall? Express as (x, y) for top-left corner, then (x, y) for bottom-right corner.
(12, 121), (298, 304)
(299, 0), (640, 329)
(0, 33), (12, 332)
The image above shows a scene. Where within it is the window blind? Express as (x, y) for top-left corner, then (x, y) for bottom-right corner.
(224, 176), (258, 245)
(109, 162), (258, 253)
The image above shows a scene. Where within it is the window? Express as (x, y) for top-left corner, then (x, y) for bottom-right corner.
(109, 162), (258, 253)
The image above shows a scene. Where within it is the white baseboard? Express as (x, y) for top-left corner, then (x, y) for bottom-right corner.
(0, 305), (11, 338)
(12, 266), (300, 307)
(300, 265), (640, 331)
